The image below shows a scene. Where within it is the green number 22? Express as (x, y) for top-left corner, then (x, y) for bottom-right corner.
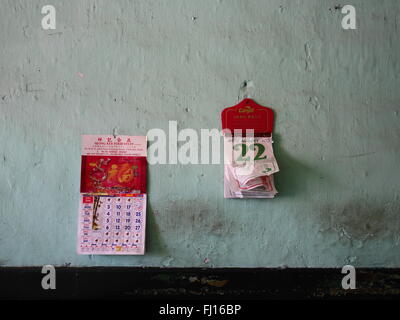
(233, 143), (267, 162)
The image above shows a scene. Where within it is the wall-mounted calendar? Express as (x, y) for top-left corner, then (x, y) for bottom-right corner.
(77, 135), (147, 255)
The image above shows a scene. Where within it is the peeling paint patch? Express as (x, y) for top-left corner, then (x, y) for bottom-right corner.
(304, 43), (312, 72)
(25, 83), (44, 93)
(188, 276), (229, 288)
(309, 96), (320, 110)
(329, 5), (344, 12)
(343, 151), (376, 159)
(201, 278), (229, 288)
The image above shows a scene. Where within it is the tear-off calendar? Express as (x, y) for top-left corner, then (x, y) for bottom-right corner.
(221, 99), (279, 198)
(77, 135), (147, 255)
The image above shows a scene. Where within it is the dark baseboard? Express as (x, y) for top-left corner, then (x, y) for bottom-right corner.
(0, 267), (399, 300)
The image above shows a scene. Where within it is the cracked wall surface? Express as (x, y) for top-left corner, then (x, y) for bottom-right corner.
(0, 0), (400, 267)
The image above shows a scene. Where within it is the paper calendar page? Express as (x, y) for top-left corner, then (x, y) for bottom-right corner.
(223, 136), (279, 198)
(77, 135), (147, 255)
(77, 194), (146, 255)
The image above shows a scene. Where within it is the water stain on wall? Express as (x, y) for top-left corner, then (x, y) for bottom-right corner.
(152, 199), (235, 238)
(318, 199), (400, 243)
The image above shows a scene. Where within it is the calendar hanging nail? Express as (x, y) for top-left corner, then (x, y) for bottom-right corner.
(77, 135), (147, 255)
(221, 98), (279, 198)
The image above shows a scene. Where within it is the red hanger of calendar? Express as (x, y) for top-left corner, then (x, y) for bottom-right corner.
(221, 98), (274, 136)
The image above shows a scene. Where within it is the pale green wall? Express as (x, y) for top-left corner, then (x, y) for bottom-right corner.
(0, 0), (399, 267)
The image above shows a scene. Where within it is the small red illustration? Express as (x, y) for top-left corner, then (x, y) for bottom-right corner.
(80, 156), (147, 194)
